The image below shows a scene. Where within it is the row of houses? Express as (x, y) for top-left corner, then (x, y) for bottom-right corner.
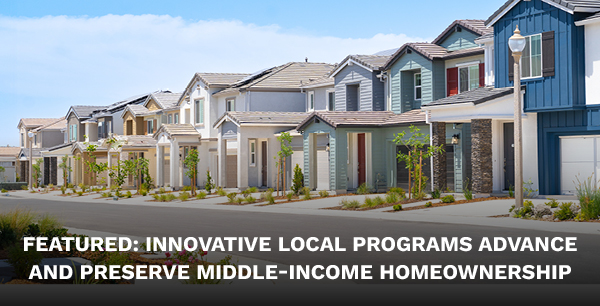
(11, 0), (600, 196)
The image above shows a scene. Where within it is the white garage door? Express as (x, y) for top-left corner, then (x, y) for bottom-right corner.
(560, 136), (599, 195)
(316, 150), (330, 190)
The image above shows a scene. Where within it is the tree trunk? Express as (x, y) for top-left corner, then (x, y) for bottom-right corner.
(419, 151), (423, 195)
(277, 158), (280, 197)
(408, 151), (412, 199)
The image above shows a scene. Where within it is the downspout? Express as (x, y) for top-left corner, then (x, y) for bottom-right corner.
(427, 109), (435, 190)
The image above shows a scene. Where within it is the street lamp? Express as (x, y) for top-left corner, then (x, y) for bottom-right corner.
(509, 25), (526, 208)
(28, 131), (34, 190)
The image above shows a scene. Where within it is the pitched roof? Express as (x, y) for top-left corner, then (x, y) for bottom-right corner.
(474, 32), (494, 44)
(119, 135), (157, 148)
(32, 117), (67, 132)
(17, 118), (60, 129)
(300, 77), (334, 88)
(330, 54), (390, 77)
(196, 73), (251, 87)
(486, 0), (600, 26)
(214, 111), (310, 128)
(296, 110), (426, 131)
(432, 20), (492, 45)
(123, 104), (151, 117)
(153, 124), (201, 138)
(105, 92), (150, 112)
(69, 105), (106, 119)
(44, 142), (74, 152)
(422, 86), (522, 107)
(576, 10), (600, 24)
(383, 43), (484, 69)
(0, 146), (21, 157)
(213, 62), (335, 97)
(147, 91), (182, 110)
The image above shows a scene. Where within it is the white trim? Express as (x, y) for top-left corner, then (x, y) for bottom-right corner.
(226, 98), (235, 112)
(542, 0), (573, 14)
(455, 60), (481, 68)
(308, 91), (315, 112)
(487, 0), (574, 28)
(329, 59), (373, 77)
(575, 16), (600, 26)
(249, 139), (256, 167)
(520, 33), (543, 80)
(414, 73), (422, 101)
(326, 89), (336, 111)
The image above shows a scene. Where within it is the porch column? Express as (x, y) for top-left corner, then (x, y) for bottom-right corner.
(170, 140), (179, 189)
(237, 128), (248, 190)
(431, 122), (447, 191)
(217, 132), (227, 188)
(156, 146), (164, 187)
(471, 119), (493, 194)
(107, 152), (112, 189)
(308, 133), (317, 190)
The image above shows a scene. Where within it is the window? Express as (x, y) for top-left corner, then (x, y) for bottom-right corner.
(459, 65), (480, 93)
(168, 114), (173, 124)
(226, 99), (235, 112)
(308, 92), (315, 111)
(195, 99), (204, 124)
(249, 140), (256, 167)
(414, 73), (422, 100)
(174, 113), (179, 124)
(70, 124), (77, 142)
(146, 120), (154, 134)
(21, 134), (24, 147)
(521, 34), (542, 79)
(327, 91), (335, 111)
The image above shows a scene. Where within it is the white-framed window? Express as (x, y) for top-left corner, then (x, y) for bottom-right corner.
(174, 113), (179, 124)
(308, 91), (315, 111)
(327, 90), (335, 111)
(414, 73), (422, 101)
(70, 124), (77, 142)
(146, 120), (154, 134)
(21, 133), (24, 147)
(521, 33), (542, 79)
(226, 98), (235, 112)
(168, 114), (173, 124)
(249, 140), (256, 167)
(459, 65), (480, 93)
(195, 99), (204, 124)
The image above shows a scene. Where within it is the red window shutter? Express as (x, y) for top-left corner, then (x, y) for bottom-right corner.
(479, 63), (485, 87)
(446, 67), (458, 97)
(153, 119), (157, 133)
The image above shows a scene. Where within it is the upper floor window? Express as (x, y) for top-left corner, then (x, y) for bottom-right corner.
(414, 73), (422, 101)
(226, 98), (235, 112)
(21, 133), (24, 147)
(521, 34), (542, 79)
(327, 91), (335, 111)
(459, 65), (480, 93)
(249, 140), (256, 167)
(308, 92), (315, 111)
(174, 113), (179, 124)
(69, 124), (77, 142)
(146, 120), (154, 134)
(195, 99), (204, 124)
(168, 114), (173, 124)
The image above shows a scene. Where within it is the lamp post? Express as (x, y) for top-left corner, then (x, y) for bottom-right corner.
(28, 131), (33, 190)
(509, 25), (526, 208)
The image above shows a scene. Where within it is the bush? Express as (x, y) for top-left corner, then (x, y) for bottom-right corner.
(1, 189), (7, 193)
(125, 191), (132, 198)
(262, 191), (275, 204)
(441, 195), (455, 203)
(158, 187), (166, 194)
(575, 175), (600, 220)
(554, 202), (576, 221)
(101, 192), (113, 198)
(76, 191), (84, 196)
(286, 192), (294, 202)
(545, 198), (559, 208)
(463, 181), (473, 201)
(152, 194), (160, 201)
(7, 244), (43, 279)
(510, 200), (534, 218)
(37, 214), (62, 233)
(0, 208), (35, 239)
(385, 192), (400, 204)
(318, 190), (329, 198)
(21, 185), (29, 190)
(167, 194), (177, 202)
(393, 204), (403, 211)
(234, 197), (244, 204)
(301, 187), (311, 200)
(291, 164), (304, 195)
(178, 191), (190, 201)
(356, 183), (372, 195)
(139, 189), (148, 197)
(430, 188), (441, 199)
(341, 198), (361, 209)
(523, 179), (538, 199)
(245, 196), (257, 204)
(196, 191), (207, 199)
(205, 171), (215, 194)
(182, 186), (192, 192)
(241, 189), (251, 198)
(60, 186), (66, 194)
(247, 187), (258, 193)
(425, 201), (433, 207)
(227, 192), (237, 203)
(0, 223), (18, 249)
(216, 187), (227, 196)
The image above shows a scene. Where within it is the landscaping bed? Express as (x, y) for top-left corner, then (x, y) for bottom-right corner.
(322, 198), (421, 211)
(384, 196), (510, 212)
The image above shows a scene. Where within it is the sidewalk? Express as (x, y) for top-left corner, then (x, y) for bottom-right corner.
(2, 189), (596, 235)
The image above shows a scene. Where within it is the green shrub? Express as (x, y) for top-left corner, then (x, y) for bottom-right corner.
(286, 192), (294, 201)
(1, 189), (7, 193)
(389, 187), (406, 198)
(262, 191), (275, 204)
(463, 182), (473, 201)
(510, 200), (534, 218)
(0, 223), (17, 249)
(152, 194), (160, 201)
(291, 164), (304, 195)
(425, 201), (433, 208)
(554, 202), (576, 221)
(545, 198), (559, 208)
(205, 170), (215, 194)
(301, 187), (311, 200)
(37, 214), (62, 233)
(385, 192), (400, 204)
(235, 197), (244, 204)
(139, 189), (148, 196)
(101, 192), (112, 198)
(115, 190), (123, 198)
(363, 197), (374, 208)
(227, 192), (237, 203)
(60, 186), (66, 194)
(318, 190), (329, 198)
(241, 189), (251, 198)
(508, 185), (514, 197)
(245, 195), (257, 204)
(216, 187), (227, 196)
(76, 191), (84, 196)
(178, 191), (190, 201)
(247, 187), (258, 193)
(158, 187), (166, 194)
(393, 204), (403, 211)
(523, 179), (539, 199)
(21, 185), (29, 190)
(441, 195), (455, 203)
(430, 188), (441, 199)
(167, 194), (177, 202)
(7, 244), (43, 279)
(341, 198), (361, 209)
(0, 208), (35, 239)
(125, 191), (132, 198)
(575, 175), (600, 220)
(182, 186), (192, 192)
(196, 191), (207, 199)
(356, 183), (372, 195)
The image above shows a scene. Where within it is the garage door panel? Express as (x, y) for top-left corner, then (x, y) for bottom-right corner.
(317, 150), (329, 190)
(561, 138), (594, 162)
(560, 137), (597, 195)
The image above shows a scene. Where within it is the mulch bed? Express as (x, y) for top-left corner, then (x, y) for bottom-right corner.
(384, 196), (511, 213)
(322, 198), (422, 211)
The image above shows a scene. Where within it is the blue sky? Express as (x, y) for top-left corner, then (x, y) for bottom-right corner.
(0, 0), (507, 146)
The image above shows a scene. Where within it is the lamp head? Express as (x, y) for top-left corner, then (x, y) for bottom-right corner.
(508, 25), (526, 53)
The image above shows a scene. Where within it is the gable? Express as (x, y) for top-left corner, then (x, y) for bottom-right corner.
(438, 30), (480, 51)
(146, 99), (161, 111)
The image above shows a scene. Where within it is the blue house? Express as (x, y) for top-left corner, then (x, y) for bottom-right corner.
(485, 0), (600, 195)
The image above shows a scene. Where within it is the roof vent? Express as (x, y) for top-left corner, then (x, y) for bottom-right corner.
(407, 49), (412, 54)
(457, 26), (462, 32)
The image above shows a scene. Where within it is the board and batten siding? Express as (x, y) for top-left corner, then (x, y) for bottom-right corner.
(439, 30), (480, 52)
(494, 0), (586, 111)
(334, 65), (384, 112)
(302, 122), (337, 191)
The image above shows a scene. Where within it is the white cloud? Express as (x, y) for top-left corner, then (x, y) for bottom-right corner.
(0, 14), (427, 145)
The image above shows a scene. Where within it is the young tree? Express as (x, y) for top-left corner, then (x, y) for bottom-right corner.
(58, 155), (72, 186)
(108, 159), (135, 192)
(0, 166), (5, 182)
(32, 158), (43, 188)
(184, 148), (200, 196)
(205, 170), (215, 194)
(274, 132), (293, 196)
(394, 125), (444, 199)
(291, 164), (304, 195)
(79, 143), (108, 186)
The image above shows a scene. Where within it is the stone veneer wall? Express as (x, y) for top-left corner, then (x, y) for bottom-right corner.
(471, 119), (492, 193)
(431, 122), (446, 191)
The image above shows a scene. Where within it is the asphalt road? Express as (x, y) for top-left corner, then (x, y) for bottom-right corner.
(2, 197), (599, 284)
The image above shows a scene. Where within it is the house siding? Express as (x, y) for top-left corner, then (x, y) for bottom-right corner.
(334, 65), (375, 112)
(439, 30), (480, 51)
(494, 0), (586, 111)
(389, 52), (434, 113)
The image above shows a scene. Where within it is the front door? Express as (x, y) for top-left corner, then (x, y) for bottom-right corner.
(357, 133), (366, 186)
(261, 141), (268, 186)
(503, 123), (515, 190)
